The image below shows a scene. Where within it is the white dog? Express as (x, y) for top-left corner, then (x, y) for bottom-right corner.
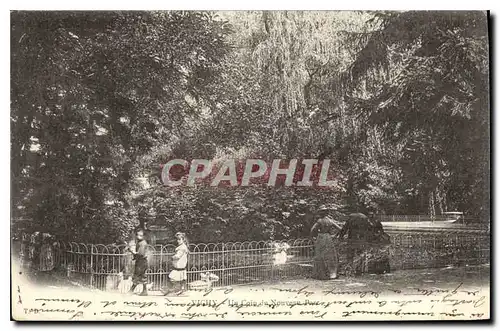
(188, 272), (220, 290)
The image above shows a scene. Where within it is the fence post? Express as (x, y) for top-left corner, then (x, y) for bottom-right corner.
(221, 244), (225, 286)
(159, 244), (163, 274)
(270, 243), (275, 281)
(90, 245), (94, 288)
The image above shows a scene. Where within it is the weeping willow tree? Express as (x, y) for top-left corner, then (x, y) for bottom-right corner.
(341, 11), (490, 217)
(219, 11), (376, 159)
(195, 11), (404, 214)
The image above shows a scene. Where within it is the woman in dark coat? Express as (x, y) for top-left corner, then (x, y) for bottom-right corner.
(337, 213), (370, 266)
(337, 213), (391, 275)
(310, 207), (342, 280)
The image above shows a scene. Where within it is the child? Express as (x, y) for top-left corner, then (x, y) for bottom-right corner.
(128, 228), (148, 296)
(163, 232), (189, 295)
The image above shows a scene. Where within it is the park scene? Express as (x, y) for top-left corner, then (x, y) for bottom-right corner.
(10, 10), (490, 320)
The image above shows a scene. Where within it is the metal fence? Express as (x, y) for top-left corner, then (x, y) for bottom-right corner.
(387, 230), (490, 270)
(18, 230), (490, 293)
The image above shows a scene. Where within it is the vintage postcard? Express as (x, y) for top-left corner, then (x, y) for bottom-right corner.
(11, 10), (490, 321)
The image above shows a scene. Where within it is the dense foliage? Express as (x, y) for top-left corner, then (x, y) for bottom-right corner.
(11, 11), (489, 243)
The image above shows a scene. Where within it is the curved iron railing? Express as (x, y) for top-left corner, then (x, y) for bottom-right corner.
(18, 230), (490, 293)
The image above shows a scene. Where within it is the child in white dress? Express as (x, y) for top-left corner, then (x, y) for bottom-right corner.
(163, 232), (189, 295)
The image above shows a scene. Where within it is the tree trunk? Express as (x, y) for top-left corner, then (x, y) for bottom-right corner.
(428, 191), (435, 218)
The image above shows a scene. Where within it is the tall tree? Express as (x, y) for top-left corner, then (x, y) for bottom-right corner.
(342, 11), (489, 217)
(11, 11), (232, 241)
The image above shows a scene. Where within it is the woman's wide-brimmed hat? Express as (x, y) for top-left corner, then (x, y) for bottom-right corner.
(349, 212), (368, 220)
(175, 232), (185, 238)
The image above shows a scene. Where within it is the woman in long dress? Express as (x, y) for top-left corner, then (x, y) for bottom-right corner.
(310, 208), (342, 280)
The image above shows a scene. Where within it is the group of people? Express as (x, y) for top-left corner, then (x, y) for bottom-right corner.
(20, 231), (57, 272)
(310, 207), (391, 280)
(127, 227), (189, 296)
(128, 208), (390, 295)
(21, 209), (389, 295)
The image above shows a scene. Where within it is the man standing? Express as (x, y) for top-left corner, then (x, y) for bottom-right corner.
(128, 228), (148, 296)
(310, 206), (342, 280)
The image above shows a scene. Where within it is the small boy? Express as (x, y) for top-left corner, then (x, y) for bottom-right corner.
(128, 228), (148, 296)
